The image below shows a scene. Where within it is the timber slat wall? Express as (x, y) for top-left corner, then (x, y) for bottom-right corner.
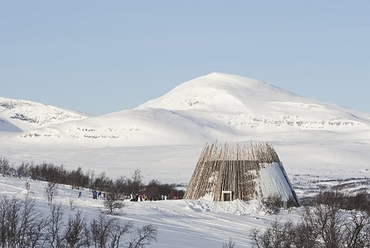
(184, 141), (281, 201)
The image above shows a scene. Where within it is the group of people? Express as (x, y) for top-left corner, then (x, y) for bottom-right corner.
(92, 190), (104, 199)
(130, 193), (145, 202)
(130, 193), (169, 202)
(80, 190), (170, 201)
(75, 190), (103, 199)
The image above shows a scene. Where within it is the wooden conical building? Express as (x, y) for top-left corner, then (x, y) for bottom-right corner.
(184, 141), (299, 206)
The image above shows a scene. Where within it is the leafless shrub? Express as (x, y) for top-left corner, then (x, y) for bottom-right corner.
(45, 182), (58, 205)
(130, 169), (145, 195)
(18, 195), (47, 247)
(16, 162), (32, 178)
(302, 204), (344, 247)
(252, 190), (370, 248)
(223, 238), (236, 248)
(0, 195), (46, 247)
(262, 195), (284, 214)
(63, 210), (90, 248)
(103, 189), (124, 215)
(69, 197), (77, 211)
(109, 221), (134, 248)
(45, 203), (64, 248)
(47, 209), (149, 248)
(0, 157), (10, 176)
(128, 224), (157, 248)
(343, 211), (370, 248)
(90, 213), (122, 247)
(251, 219), (297, 248)
(89, 214), (157, 248)
(0, 195), (157, 247)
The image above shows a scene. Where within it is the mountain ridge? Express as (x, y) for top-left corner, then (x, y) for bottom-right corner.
(1, 73), (370, 147)
(0, 96), (89, 132)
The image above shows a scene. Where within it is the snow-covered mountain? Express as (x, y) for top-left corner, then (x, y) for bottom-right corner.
(137, 72), (370, 131)
(0, 97), (89, 132)
(1, 73), (370, 147)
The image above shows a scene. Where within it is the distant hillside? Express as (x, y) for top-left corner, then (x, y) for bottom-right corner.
(1, 73), (370, 147)
(136, 73), (370, 130)
(0, 97), (89, 132)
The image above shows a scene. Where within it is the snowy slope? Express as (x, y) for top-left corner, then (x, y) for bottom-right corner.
(0, 176), (298, 248)
(0, 97), (89, 132)
(1, 73), (370, 147)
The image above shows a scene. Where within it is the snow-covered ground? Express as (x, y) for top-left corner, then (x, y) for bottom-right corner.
(0, 176), (301, 247)
(2, 132), (370, 197)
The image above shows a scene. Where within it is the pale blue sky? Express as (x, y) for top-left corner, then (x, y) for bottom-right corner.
(1, 1), (369, 115)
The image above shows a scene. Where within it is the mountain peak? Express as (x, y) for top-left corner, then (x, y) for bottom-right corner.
(136, 73), (302, 112)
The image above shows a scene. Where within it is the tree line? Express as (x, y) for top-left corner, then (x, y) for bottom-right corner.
(0, 157), (184, 201)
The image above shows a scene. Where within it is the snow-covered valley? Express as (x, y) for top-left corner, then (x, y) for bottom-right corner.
(1, 73), (370, 247)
